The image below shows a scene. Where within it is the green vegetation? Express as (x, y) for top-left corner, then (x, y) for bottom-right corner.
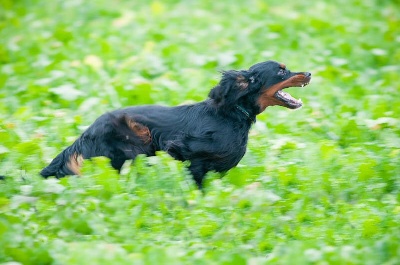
(1, 0), (399, 264)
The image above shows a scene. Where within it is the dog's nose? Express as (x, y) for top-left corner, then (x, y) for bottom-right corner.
(304, 72), (311, 77)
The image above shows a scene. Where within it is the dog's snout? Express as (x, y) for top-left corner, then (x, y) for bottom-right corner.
(304, 72), (311, 77)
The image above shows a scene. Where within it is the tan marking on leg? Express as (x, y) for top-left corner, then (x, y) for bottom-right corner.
(124, 116), (151, 144)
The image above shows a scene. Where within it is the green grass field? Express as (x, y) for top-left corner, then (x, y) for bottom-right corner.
(1, 0), (399, 264)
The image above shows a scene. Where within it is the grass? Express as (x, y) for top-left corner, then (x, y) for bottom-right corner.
(1, 0), (399, 264)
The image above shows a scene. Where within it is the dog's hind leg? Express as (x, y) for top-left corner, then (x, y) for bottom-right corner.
(106, 113), (154, 171)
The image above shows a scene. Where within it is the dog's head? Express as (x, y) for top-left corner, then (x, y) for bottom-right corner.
(209, 60), (311, 114)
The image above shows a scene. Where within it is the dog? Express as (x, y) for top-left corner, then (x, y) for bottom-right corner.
(40, 60), (311, 188)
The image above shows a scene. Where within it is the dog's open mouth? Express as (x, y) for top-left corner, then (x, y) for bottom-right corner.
(274, 81), (310, 109)
(259, 72), (311, 112)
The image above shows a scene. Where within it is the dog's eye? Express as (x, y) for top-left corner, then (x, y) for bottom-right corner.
(278, 69), (286, 76)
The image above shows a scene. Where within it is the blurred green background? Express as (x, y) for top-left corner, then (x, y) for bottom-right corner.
(0, 0), (399, 264)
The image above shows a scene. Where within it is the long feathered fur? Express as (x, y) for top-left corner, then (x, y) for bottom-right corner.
(41, 60), (311, 188)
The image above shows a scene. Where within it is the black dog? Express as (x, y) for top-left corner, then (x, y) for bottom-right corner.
(41, 60), (311, 188)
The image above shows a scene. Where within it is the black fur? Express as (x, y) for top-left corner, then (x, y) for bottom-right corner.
(41, 60), (311, 188)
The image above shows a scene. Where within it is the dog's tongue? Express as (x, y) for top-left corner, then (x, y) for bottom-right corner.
(273, 89), (303, 109)
(276, 90), (302, 104)
(278, 91), (294, 100)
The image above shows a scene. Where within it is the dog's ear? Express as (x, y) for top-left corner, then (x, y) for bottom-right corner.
(209, 70), (251, 108)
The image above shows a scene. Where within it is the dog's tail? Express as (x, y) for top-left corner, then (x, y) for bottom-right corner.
(40, 141), (84, 178)
(40, 112), (153, 178)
